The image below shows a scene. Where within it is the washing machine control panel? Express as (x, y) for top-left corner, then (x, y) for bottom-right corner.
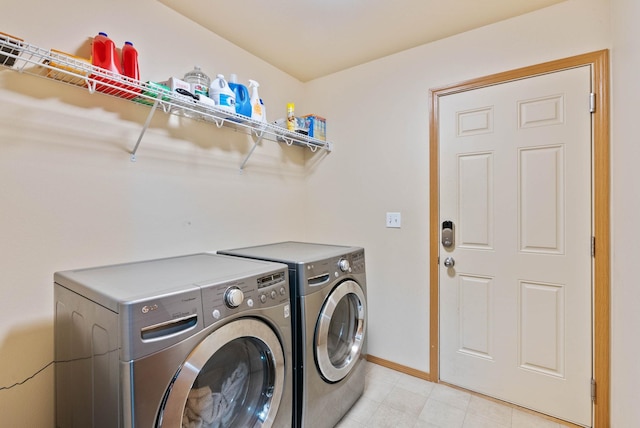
(350, 250), (366, 273)
(305, 251), (366, 278)
(200, 269), (289, 327)
(300, 250), (366, 296)
(224, 286), (244, 308)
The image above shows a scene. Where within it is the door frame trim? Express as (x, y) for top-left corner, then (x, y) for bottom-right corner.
(428, 50), (610, 427)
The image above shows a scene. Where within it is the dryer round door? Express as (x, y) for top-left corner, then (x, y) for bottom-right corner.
(315, 279), (367, 383)
(157, 318), (285, 428)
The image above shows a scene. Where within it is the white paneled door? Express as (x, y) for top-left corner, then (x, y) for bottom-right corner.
(438, 66), (592, 426)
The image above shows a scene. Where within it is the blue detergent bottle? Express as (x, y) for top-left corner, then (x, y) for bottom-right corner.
(228, 74), (251, 117)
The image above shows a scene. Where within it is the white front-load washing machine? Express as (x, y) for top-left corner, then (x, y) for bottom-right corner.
(218, 242), (367, 428)
(54, 253), (293, 428)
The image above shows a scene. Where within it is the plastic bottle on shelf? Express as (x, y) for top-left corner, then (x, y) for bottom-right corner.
(91, 32), (122, 74)
(260, 99), (266, 122)
(286, 103), (295, 131)
(228, 74), (251, 117)
(248, 80), (266, 122)
(209, 74), (236, 114)
(121, 41), (139, 80)
(91, 32), (135, 97)
(183, 66), (210, 98)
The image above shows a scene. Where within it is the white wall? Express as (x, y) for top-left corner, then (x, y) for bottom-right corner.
(304, 0), (610, 376)
(5, 0), (639, 426)
(0, 0), (308, 426)
(304, 0), (640, 425)
(610, 0), (640, 426)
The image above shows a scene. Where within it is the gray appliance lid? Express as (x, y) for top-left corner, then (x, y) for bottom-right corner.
(54, 253), (286, 312)
(218, 241), (362, 265)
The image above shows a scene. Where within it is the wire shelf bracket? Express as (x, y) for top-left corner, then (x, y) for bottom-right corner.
(130, 98), (161, 161)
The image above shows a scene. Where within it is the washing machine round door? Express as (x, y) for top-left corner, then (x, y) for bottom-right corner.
(157, 318), (285, 428)
(315, 280), (367, 383)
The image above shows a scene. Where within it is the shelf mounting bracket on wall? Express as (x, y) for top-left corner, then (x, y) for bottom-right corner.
(130, 98), (160, 162)
(239, 130), (265, 172)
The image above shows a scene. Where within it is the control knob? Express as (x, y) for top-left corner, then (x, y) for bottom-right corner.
(224, 286), (244, 308)
(338, 258), (350, 272)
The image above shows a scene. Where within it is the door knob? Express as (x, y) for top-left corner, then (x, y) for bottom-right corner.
(443, 257), (455, 268)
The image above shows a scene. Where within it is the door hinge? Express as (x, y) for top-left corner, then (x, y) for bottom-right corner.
(592, 236), (596, 257)
(590, 93), (596, 113)
(591, 378), (597, 402)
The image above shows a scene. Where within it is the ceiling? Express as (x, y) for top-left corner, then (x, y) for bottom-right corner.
(159, 0), (566, 82)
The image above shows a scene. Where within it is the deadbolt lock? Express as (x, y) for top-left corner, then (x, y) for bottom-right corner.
(442, 221), (454, 248)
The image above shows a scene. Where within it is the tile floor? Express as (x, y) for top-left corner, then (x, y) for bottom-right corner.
(336, 362), (569, 428)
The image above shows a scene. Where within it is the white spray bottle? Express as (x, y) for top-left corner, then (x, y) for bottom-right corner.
(248, 80), (265, 122)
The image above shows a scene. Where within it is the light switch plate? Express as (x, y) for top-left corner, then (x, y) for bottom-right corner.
(386, 212), (401, 228)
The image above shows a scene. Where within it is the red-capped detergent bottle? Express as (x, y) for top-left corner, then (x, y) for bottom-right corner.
(121, 41), (139, 80)
(91, 32), (123, 96)
(119, 41), (141, 99)
(91, 32), (122, 74)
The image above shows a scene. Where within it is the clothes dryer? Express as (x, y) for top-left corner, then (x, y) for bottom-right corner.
(54, 253), (293, 428)
(218, 242), (367, 428)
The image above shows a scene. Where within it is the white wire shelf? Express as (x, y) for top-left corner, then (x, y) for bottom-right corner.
(0, 33), (332, 169)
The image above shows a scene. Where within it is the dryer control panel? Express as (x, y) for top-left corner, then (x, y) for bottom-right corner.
(305, 251), (365, 278)
(297, 249), (366, 297)
(200, 269), (289, 327)
(349, 250), (366, 274)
